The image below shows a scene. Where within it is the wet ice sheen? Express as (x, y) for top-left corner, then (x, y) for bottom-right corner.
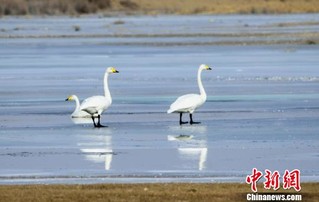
(0, 14), (319, 184)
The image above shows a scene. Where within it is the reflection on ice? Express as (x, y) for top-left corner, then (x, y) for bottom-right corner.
(167, 134), (194, 141)
(80, 148), (113, 170)
(178, 148), (207, 171)
(168, 125), (207, 134)
(167, 132), (207, 171)
(78, 134), (113, 170)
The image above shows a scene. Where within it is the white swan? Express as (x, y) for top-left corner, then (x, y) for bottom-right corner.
(79, 67), (119, 127)
(65, 95), (91, 118)
(167, 64), (212, 125)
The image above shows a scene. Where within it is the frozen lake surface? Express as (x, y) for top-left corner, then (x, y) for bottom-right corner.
(0, 14), (319, 184)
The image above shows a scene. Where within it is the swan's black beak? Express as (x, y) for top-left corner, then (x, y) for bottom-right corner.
(207, 67), (212, 70)
(115, 70), (119, 73)
(65, 98), (69, 101)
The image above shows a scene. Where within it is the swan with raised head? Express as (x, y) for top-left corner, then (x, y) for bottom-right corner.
(78, 67), (119, 127)
(65, 95), (91, 118)
(167, 64), (212, 125)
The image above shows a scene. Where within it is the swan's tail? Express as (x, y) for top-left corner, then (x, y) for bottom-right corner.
(167, 108), (174, 114)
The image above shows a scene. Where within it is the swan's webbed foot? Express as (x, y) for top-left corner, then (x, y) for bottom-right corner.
(95, 123), (107, 128)
(189, 114), (200, 125)
(190, 121), (201, 125)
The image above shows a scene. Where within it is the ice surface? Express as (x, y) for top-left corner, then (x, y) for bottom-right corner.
(0, 14), (318, 184)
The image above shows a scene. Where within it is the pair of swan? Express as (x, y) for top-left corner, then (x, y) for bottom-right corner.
(66, 64), (211, 127)
(66, 67), (119, 127)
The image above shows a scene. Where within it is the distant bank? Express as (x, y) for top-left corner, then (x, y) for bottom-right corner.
(1, 0), (319, 16)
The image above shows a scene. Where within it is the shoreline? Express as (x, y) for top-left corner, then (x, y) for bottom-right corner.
(1, 171), (319, 185)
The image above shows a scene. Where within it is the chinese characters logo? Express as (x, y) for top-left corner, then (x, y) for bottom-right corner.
(246, 168), (301, 192)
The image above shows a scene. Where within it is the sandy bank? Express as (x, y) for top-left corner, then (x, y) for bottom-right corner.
(1, 0), (319, 16)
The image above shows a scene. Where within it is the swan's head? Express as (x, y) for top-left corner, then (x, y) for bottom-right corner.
(65, 95), (76, 101)
(106, 67), (119, 74)
(199, 64), (212, 71)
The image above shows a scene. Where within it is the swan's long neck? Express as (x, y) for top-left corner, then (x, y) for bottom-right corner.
(198, 68), (207, 100)
(74, 95), (80, 111)
(104, 72), (112, 103)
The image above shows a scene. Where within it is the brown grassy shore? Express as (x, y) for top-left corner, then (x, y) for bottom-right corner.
(0, 183), (318, 202)
(1, 0), (319, 16)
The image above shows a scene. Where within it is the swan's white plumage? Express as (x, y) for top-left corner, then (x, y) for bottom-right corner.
(65, 95), (91, 118)
(167, 64), (211, 115)
(79, 67), (118, 118)
(167, 94), (204, 114)
(80, 95), (111, 115)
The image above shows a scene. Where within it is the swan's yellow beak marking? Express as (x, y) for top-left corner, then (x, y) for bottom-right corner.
(205, 65), (212, 70)
(66, 96), (73, 101)
(111, 67), (119, 73)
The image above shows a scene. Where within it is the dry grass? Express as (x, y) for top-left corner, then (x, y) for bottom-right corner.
(131, 0), (319, 15)
(0, 183), (318, 202)
(0, 0), (112, 16)
(0, 0), (319, 16)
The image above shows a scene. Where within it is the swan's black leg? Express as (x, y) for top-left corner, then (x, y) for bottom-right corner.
(96, 114), (106, 128)
(190, 114), (200, 125)
(91, 116), (97, 127)
(179, 113), (188, 125)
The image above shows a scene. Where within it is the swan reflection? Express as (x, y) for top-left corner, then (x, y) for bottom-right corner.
(80, 147), (113, 170)
(168, 125), (207, 134)
(78, 130), (113, 170)
(177, 147), (207, 171)
(168, 125), (208, 171)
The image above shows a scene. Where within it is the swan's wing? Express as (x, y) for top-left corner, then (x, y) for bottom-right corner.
(80, 96), (111, 114)
(168, 94), (203, 113)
